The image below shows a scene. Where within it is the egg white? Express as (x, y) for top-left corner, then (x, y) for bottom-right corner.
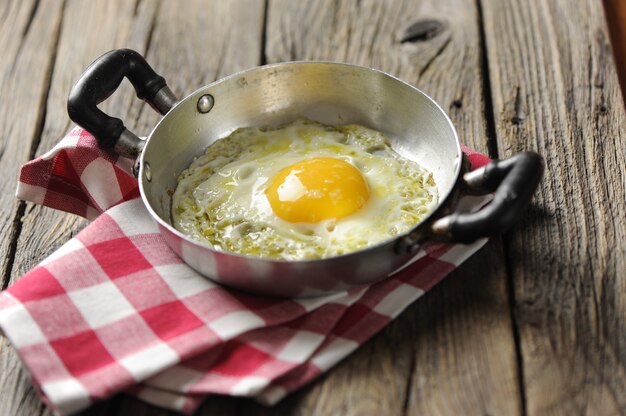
(172, 118), (438, 260)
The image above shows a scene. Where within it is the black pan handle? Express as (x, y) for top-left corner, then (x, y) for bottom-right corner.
(67, 49), (178, 158)
(430, 151), (544, 244)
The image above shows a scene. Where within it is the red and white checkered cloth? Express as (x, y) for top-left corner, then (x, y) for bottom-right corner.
(0, 127), (491, 414)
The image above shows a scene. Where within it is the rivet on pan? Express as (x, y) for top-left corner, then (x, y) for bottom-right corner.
(197, 94), (214, 113)
(132, 159), (140, 178)
(144, 162), (152, 182)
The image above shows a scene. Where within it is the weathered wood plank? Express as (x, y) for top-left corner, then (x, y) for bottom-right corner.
(0, 2), (65, 415)
(0, 0), (64, 285)
(263, 1), (522, 415)
(480, 0), (626, 414)
(132, 0), (267, 136)
(10, 0), (160, 281)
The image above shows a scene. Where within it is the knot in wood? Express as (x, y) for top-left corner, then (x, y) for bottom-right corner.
(400, 19), (444, 43)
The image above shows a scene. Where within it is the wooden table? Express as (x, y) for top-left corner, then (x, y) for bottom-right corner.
(1, 1), (624, 415)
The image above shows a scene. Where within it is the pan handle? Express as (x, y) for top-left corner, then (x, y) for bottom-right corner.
(397, 151), (544, 251)
(67, 49), (178, 159)
(433, 151), (544, 243)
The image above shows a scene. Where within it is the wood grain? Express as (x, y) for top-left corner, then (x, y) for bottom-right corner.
(480, 0), (626, 414)
(0, 0), (63, 286)
(134, 0), (266, 137)
(0, 2), (65, 415)
(10, 0), (160, 280)
(264, 1), (521, 415)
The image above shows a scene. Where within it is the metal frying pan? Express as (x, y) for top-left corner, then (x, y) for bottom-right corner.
(68, 49), (543, 297)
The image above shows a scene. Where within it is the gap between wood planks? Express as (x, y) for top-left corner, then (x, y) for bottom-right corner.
(260, 0), (269, 65)
(129, 0), (162, 130)
(476, 1), (528, 416)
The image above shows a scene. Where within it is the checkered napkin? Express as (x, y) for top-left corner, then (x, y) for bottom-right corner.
(0, 127), (491, 415)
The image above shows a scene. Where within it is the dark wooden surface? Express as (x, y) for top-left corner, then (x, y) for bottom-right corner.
(0, 0), (624, 415)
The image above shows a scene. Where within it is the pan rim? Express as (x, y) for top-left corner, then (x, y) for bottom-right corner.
(139, 60), (463, 264)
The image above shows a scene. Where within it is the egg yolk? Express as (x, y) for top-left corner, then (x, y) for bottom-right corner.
(265, 157), (370, 223)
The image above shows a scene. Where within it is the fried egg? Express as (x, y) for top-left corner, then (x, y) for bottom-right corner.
(172, 118), (438, 260)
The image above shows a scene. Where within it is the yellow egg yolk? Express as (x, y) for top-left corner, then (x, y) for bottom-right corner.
(265, 157), (370, 223)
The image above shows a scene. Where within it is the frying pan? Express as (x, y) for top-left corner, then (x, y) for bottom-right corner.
(68, 49), (543, 297)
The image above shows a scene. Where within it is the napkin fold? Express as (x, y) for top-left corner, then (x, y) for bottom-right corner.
(0, 127), (491, 414)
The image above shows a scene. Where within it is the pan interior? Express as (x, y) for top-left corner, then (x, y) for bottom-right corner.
(140, 62), (461, 235)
